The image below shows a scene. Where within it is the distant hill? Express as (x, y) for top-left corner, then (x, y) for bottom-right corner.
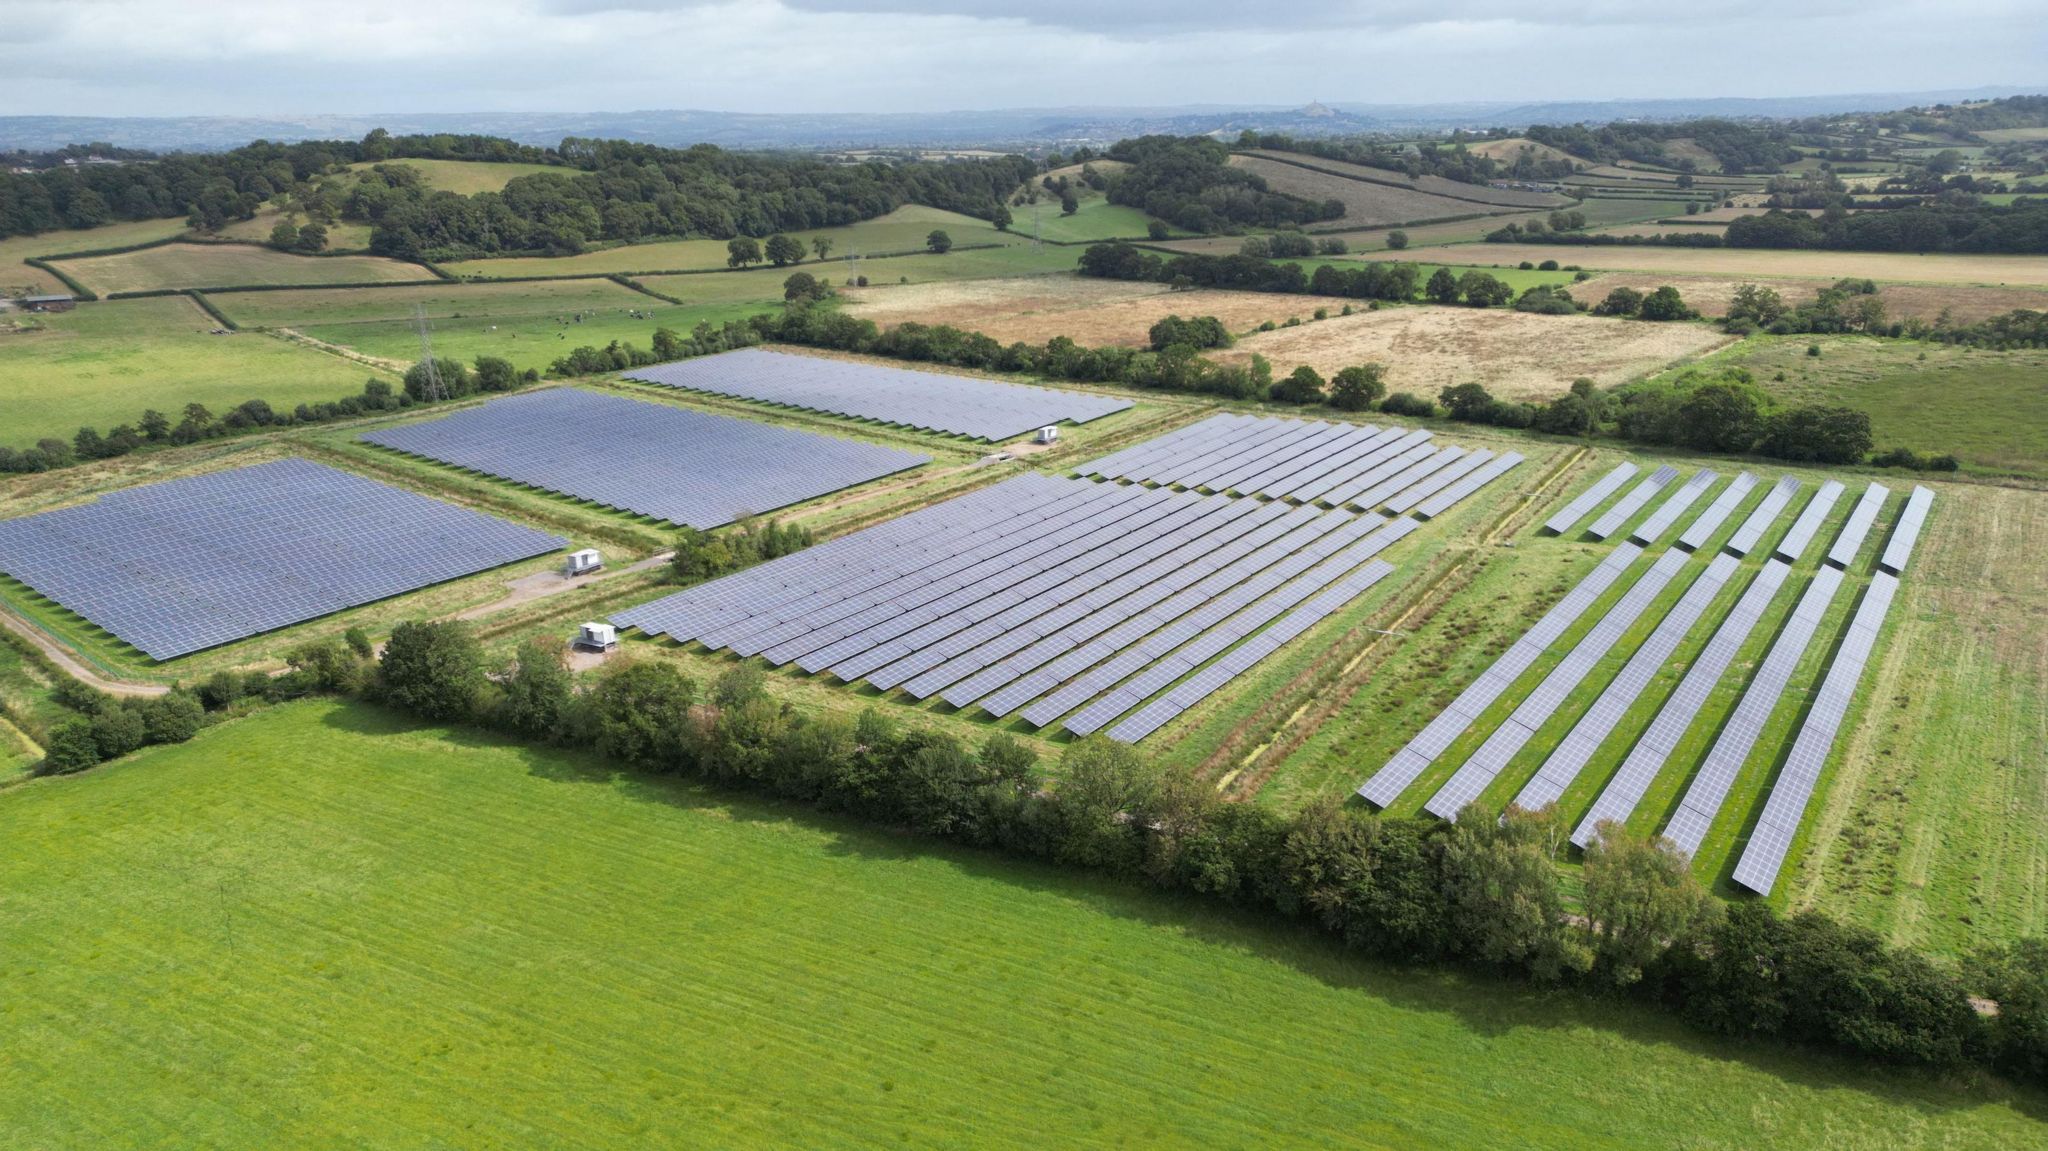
(4, 87), (2041, 152)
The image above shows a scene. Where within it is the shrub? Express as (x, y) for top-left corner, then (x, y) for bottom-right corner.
(1594, 287), (1644, 317)
(1385, 229), (1409, 250)
(38, 719), (103, 775)
(1380, 391), (1436, 419)
(377, 620), (486, 722)
(499, 639), (575, 740)
(1270, 366), (1325, 405)
(89, 706), (148, 760)
(1329, 364), (1387, 411)
(140, 692), (205, 744)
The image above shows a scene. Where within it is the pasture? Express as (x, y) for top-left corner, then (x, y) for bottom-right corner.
(48, 242), (437, 295)
(2, 698), (2042, 1149)
(1217, 307), (1736, 401)
(0, 296), (400, 445)
(1362, 244), (2048, 287)
(1230, 154), (1516, 227)
(0, 216), (193, 295)
(440, 206), (1012, 279)
(1715, 336), (2048, 477)
(345, 157), (566, 193)
(1239, 151), (1569, 209)
(213, 209), (375, 250)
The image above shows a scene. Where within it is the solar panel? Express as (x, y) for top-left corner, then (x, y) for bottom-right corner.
(1827, 481), (1890, 568)
(1660, 565), (1847, 857)
(1519, 552), (1740, 813)
(1416, 453), (1524, 519)
(0, 459), (565, 660)
(1726, 475), (1800, 556)
(1879, 486), (1935, 574)
(1545, 462), (1638, 536)
(1630, 470), (1718, 545)
(362, 388), (930, 529)
(1730, 573), (1900, 894)
(1678, 472), (1758, 552)
(1423, 548), (1689, 819)
(1586, 466), (1678, 540)
(624, 347), (1131, 442)
(1774, 480), (1846, 562)
(1356, 542), (1646, 808)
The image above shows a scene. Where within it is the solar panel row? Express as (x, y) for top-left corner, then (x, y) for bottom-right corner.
(1726, 475), (1800, 556)
(1660, 564), (1847, 857)
(1075, 413), (1471, 509)
(1678, 471), (1758, 552)
(1570, 559), (1795, 847)
(1355, 542), (1646, 808)
(1827, 482), (1890, 568)
(361, 388), (929, 530)
(1879, 486), (1935, 574)
(1630, 469), (1719, 545)
(1586, 466), (1679, 540)
(1545, 462), (1639, 535)
(0, 459), (565, 660)
(623, 347), (1131, 442)
(1730, 572), (1901, 894)
(1517, 552), (1742, 815)
(1424, 547), (1691, 819)
(1774, 480), (1846, 562)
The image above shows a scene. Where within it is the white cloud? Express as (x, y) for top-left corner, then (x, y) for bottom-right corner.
(0, 0), (2040, 116)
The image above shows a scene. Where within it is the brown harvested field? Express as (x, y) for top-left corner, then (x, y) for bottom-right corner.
(51, 242), (435, 295)
(1227, 155), (1499, 227)
(1147, 211), (1555, 256)
(1212, 308), (1736, 402)
(1358, 243), (2048, 286)
(840, 276), (1309, 346)
(1588, 222), (1731, 239)
(1573, 271), (2048, 324)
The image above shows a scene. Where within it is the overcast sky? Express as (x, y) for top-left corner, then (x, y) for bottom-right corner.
(3, 0), (2042, 117)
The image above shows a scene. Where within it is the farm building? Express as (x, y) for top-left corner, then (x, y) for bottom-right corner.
(20, 294), (75, 313)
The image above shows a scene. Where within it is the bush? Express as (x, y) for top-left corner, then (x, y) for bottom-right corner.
(1385, 229), (1408, 250)
(1380, 391), (1436, 419)
(38, 719), (103, 775)
(499, 639), (574, 740)
(1329, 364), (1387, 411)
(377, 620), (486, 722)
(1594, 286), (1644, 317)
(197, 670), (242, 711)
(139, 692), (205, 744)
(1270, 365), (1325, 405)
(89, 706), (148, 760)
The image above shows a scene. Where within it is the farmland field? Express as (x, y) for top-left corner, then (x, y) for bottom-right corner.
(1704, 335), (2048, 476)
(213, 208), (376, 251)
(1573, 272), (2048, 325)
(0, 295), (401, 445)
(344, 157), (566, 193)
(1361, 244), (2048, 286)
(48, 242), (437, 295)
(2, 698), (2042, 1149)
(0, 216), (194, 295)
(1217, 307), (1736, 401)
(1239, 151), (1570, 208)
(441, 206), (1013, 278)
(1229, 154), (1515, 227)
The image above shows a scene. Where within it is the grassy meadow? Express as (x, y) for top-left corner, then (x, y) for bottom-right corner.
(0, 217), (197, 295)
(345, 157), (567, 193)
(0, 295), (399, 444)
(2, 698), (2043, 1150)
(49, 242), (437, 295)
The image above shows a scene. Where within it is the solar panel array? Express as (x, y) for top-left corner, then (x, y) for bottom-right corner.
(1726, 475), (1801, 556)
(1678, 471), (1758, 552)
(1423, 547), (1689, 819)
(1570, 558), (1794, 847)
(612, 451), (1502, 743)
(1586, 466), (1679, 540)
(1660, 564), (1847, 856)
(1356, 543), (1645, 807)
(360, 388), (929, 529)
(1880, 485), (1935, 574)
(1630, 469), (1718, 545)
(1545, 462), (1638, 535)
(1827, 482), (1890, 568)
(1518, 552), (1742, 815)
(1731, 572), (1901, 894)
(1774, 480), (1846, 562)
(0, 459), (565, 660)
(622, 347), (1131, 442)
(1075, 414), (1510, 511)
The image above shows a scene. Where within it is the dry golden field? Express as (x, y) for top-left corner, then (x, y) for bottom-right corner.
(1361, 243), (2048, 286)
(1573, 272), (2048, 324)
(51, 243), (435, 295)
(841, 276), (1309, 345)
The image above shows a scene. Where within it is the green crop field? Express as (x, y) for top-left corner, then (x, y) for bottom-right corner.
(345, 157), (566, 194)
(2, 698), (2041, 1149)
(49, 242), (437, 295)
(1709, 336), (2048, 478)
(441, 206), (1016, 279)
(0, 295), (400, 445)
(1009, 196), (1173, 243)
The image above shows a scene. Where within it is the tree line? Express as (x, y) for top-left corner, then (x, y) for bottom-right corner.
(82, 613), (2026, 1088)
(1102, 136), (1342, 234)
(1499, 202), (2048, 255)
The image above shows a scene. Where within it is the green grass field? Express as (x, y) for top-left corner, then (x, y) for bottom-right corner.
(0, 216), (195, 295)
(3, 698), (2041, 1149)
(442, 206), (1017, 279)
(345, 158), (567, 194)
(0, 296), (400, 445)
(49, 242), (437, 295)
(1713, 335), (2048, 477)
(213, 208), (376, 251)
